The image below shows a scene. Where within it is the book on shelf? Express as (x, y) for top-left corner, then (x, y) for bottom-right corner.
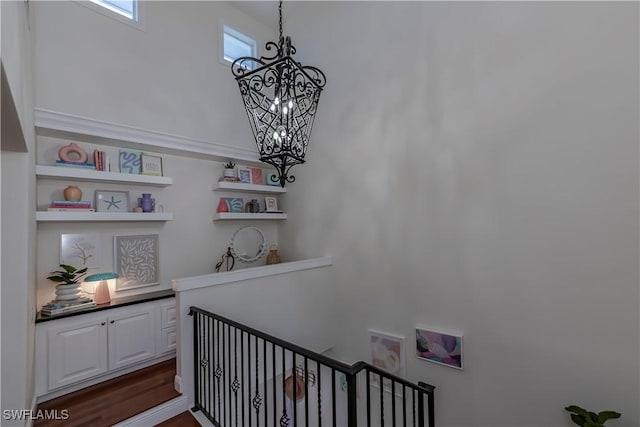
(41, 299), (96, 316)
(50, 205), (92, 209)
(51, 200), (92, 205)
(55, 160), (96, 169)
(47, 208), (95, 212)
(93, 150), (111, 172)
(50, 203), (92, 209)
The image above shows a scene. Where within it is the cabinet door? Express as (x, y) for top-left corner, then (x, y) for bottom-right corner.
(108, 307), (156, 370)
(160, 327), (177, 354)
(48, 318), (108, 390)
(160, 301), (176, 328)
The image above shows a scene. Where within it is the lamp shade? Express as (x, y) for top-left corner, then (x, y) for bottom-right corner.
(85, 273), (119, 282)
(85, 273), (118, 305)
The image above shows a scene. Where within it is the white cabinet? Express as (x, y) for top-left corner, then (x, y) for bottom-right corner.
(36, 298), (175, 400)
(159, 301), (177, 354)
(107, 307), (156, 370)
(47, 318), (108, 389)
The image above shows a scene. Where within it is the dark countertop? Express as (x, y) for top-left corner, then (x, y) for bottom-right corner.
(36, 289), (175, 323)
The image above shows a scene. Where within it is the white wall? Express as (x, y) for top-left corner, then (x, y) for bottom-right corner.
(1, 0), (37, 422)
(33, 0), (275, 149)
(31, 1), (279, 308)
(175, 264), (338, 406)
(280, 2), (639, 426)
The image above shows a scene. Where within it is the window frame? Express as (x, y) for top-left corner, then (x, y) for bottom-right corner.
(219, 22), (258, 70)
(75, 0), (145, 31)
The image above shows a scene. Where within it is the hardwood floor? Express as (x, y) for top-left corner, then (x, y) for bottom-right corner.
(34, 359), (182, 427)
(155, 411), (201, 426)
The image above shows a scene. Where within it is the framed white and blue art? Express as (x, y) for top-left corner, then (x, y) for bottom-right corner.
(114, 234), (159, 290)
(95, 190), (129, 213)
(237, 166), (252, 184)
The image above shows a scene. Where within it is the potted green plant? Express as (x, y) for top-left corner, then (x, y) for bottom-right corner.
(565, 405), (621, 427)
(223, 161), (237, 179)
(47, 264), (88, 301)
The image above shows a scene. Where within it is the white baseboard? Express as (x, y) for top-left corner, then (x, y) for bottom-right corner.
(25, 394), (38, 427)
(174, 374), (182, 393)
(111, 395), (189, 427)
(191, 409), (213, 426)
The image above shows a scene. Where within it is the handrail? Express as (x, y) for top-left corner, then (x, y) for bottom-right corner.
(189, 306), (435, 394)
(189, 305), (436, 426)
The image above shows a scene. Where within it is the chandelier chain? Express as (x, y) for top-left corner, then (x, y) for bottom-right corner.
(278, 0), (283, 46)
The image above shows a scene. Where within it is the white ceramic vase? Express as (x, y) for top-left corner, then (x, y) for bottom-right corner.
(55, 283), (83, 301)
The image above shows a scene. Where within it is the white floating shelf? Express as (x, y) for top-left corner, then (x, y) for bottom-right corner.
(36, 212), (173, 222)
(36, 165), (173, 186)
(211, 181), (286, 194)
(212, 212), (287, 221)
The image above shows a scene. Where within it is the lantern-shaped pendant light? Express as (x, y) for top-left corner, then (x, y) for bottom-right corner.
(231, 1), (326, 187)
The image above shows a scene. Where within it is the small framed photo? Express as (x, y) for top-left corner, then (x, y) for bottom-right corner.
(237, 166), (252, 184)
(95, 190), (129, 213)
(264, 196), (278, 212)
(369, 330), (405, 389)
(141, 154), (163, 176)
(415, 327), (463, 370)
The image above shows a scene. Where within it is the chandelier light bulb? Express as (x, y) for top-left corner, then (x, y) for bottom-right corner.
(274, 97), (280, 105)
(283, 107), (288, 114)
(288, 100), (293, 109)
(270, 104), (276, 112)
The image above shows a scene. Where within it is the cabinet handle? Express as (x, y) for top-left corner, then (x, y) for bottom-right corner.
(110, 320), (115, 324)
(100, 322), (106, 326)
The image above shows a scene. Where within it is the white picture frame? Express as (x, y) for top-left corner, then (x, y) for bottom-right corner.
(368, 329), (405, 390)
(140, 154), (163, 176)
(264, 196), (278, 212)
(114, 234), (159, 290)
(60, 233), (100, 268)
(95, 190), (129, 213)
(237, 166), (252, 184)
(415, 327), (463, 370)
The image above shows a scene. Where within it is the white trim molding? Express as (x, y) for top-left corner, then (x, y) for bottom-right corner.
(34, 108), (261, 165)
(172, 257), (333, 292)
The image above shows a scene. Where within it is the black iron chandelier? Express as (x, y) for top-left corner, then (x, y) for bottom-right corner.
(231, 1), (326, 187)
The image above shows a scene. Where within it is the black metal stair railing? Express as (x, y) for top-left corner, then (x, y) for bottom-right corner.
(189, 306), (436, 427)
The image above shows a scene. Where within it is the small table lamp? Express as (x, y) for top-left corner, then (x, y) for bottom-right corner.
(85, 272), (119, 304)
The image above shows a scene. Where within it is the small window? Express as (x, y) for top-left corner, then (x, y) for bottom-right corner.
(89, 0), (137, 21)
(223, 25), (257, 66)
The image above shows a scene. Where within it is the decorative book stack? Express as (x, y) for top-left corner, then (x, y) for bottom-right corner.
(48, 200), (94, 212)
(40, 297), (96, 316)
(55, 160), (96, 169)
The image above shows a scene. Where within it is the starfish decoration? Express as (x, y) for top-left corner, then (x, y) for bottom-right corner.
(104, 196), (122, 210)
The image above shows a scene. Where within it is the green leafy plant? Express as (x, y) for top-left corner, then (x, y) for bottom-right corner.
(223, 161), (236, 169)
(565, 405), (621, 427)
(46, 264), (88, 285)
